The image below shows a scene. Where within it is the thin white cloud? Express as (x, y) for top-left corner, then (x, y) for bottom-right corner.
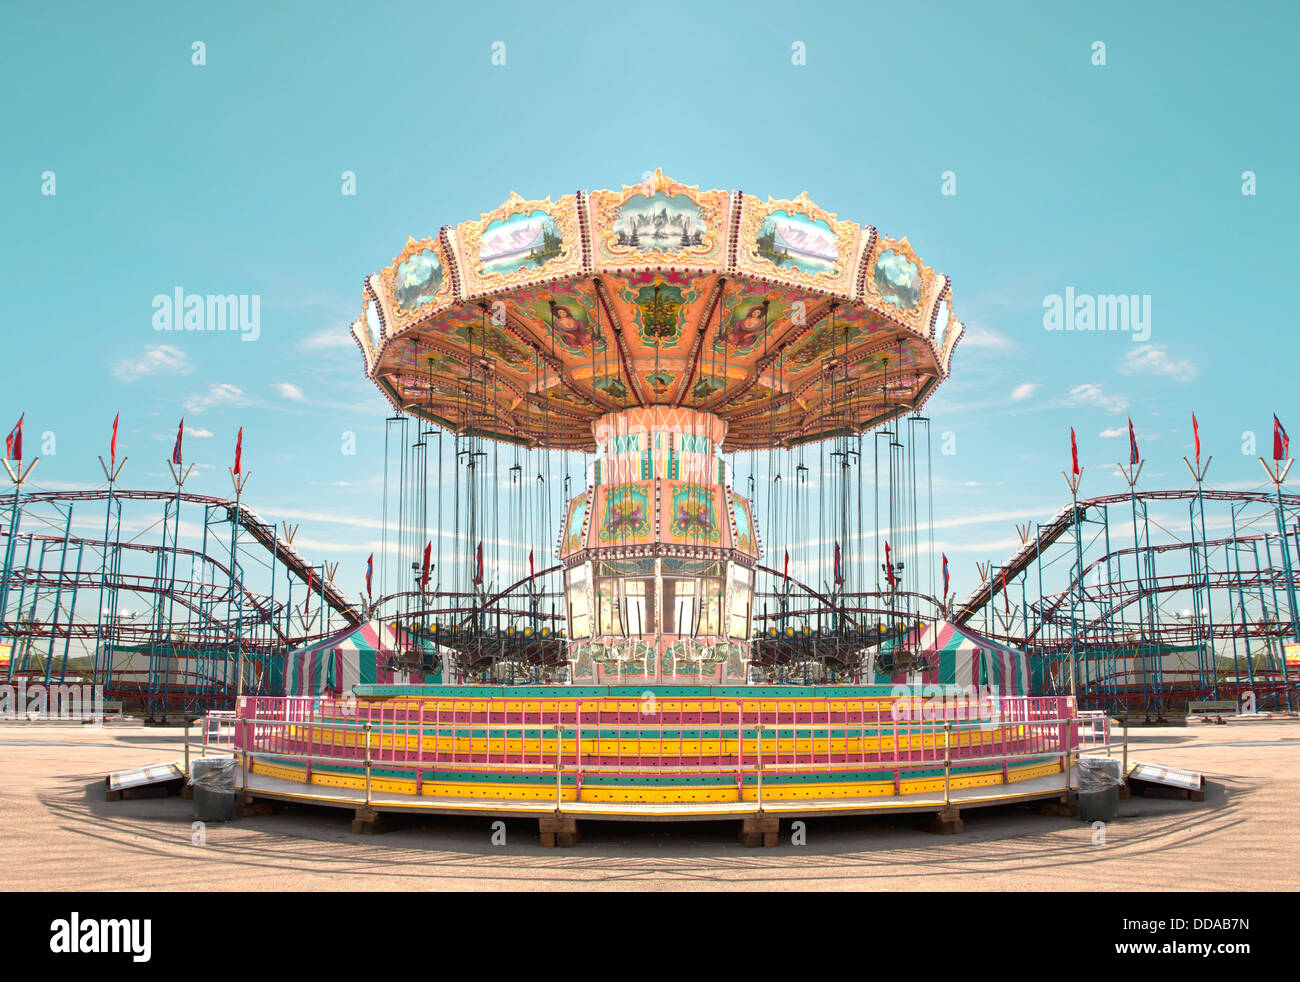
(255, 506), (384, 531)
(1064, 383), (1129, 413)
(188, 426), (214, 438)
(301, 325), (355, 350)
(184, 383), (246, 413)
(275, 382), (305, 401)
(1099, 427), (1125, 438)
(1119, 344), (1198, 383)
(1010, 383), (1039, 401)
(112, 345), (193, 382)
(959, 323), (1013, 350)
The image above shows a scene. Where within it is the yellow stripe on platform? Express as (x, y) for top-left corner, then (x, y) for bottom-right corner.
(279, 726), (1017, 760)
(249, 756), (1062, 806)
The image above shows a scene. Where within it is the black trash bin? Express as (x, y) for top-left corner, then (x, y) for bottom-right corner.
(190, 757), (237, 822)
(1076, 756), (1122, 822)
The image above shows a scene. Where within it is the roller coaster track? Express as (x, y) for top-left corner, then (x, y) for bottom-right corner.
(951, 489), (1300, 627)
(9, 488), (364, 627)
(5, 531), (286, 643)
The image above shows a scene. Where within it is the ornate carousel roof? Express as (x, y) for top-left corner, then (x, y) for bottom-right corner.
(353, 171), (963, 451)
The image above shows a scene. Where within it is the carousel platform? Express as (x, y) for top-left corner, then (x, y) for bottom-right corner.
(222, 686), (1113, 842)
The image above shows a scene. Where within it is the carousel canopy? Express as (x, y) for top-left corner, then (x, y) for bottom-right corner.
(876, 620), (1030, 695)
(284, 620), (429, 697)
(354, 170), (963, 451)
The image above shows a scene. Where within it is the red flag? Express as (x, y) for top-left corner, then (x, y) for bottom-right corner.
(110, 413), (119, 467)
(1128, 418), (1139, 466)
(884, 541), (897, 590)
(1275, 415), (1290, 462)
(783, 549), (790, 583)
(5, 414), (23, 462)
(1069, 427), (1080, 477)
(172, 418), (184, 466)
(1001, 567), (1009, 614)
(233, 427), (243, 476)
(365, 554), (373, 596)
(1192, 413), (1200, 468)
(528, 548), (535, 580)
(305, 567), (313, 614)
(474, 542), (483, 585)
(942, 553), (949, 598)
(421, 542), (432, 590)
(833, 541), (843, 585)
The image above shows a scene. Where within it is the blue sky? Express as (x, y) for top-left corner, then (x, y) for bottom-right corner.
(2, 0), (1296, 609)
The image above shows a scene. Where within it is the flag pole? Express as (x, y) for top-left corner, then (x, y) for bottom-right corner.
(231, 461), (251, 703)
(159, 454), (193, 720)
(1259, 453), (1297, 711)
(1183, 450), (1215, 699)
(0, 453), (39, 681)
(1117, 452), (1157, 718)
(1061, 464), (1083, 706)
(95, 447), (127, 691)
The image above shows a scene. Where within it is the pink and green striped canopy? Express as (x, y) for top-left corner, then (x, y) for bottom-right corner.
(284, 620), (426, 696)
(875, 620), (1029, 694)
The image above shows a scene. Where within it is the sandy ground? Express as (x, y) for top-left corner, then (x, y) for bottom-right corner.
(2, 719), (1297, 891)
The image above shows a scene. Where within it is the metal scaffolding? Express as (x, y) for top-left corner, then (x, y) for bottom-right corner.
(955, 488), (1300, 718)
(0, 487), (362, 719)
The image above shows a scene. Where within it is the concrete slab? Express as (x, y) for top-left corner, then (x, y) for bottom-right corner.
(2, 721), (1298, 890)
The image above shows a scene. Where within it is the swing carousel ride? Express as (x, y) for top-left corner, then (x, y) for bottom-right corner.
(354, 170), (962, 686)
(12, 173), (1131, 831)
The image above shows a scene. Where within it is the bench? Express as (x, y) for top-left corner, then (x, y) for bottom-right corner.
(1187, 700), (1237, 723)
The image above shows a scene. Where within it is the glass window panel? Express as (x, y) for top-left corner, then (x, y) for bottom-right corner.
(566, 565), (591, 639)
(624, 577), (655, 635)
(663, 578), (696, 635)
(596, 577), (623, 635)
(700, 577), (722, 634)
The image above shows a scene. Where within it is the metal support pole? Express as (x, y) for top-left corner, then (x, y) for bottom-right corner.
(1122, 719), (1128, 781)
(364, 720), (373, 807)
(240, 717), (248, 792)
(1064, 718), (1073, 793)
(554, 722), (564, 813)
(943, 721), (951, 806)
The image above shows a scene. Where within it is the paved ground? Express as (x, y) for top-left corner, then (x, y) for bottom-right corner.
(3, 720), (1298, 891)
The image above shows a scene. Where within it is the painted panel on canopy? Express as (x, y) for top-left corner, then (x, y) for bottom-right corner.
(662, 482), (724, 546)
(455, 192), (583, 297)
(586, 372), (635, 410)
(385, 352), (468, 411)
(594, 481), (655, 547)
(376, 236), (457, 334)
(713, 281), (814, 356)
(388, 340), (464, 377)
(932, 283), (965, 375)
(394, 374), (515, 432)
(730, 493), (759, 558)
(588, 171), (730, 270)
(735, 192), (862, 297)
(717, 382), (779, 431)
(642, 367), (676, 400)
(775, 315), (870, 376)
(504, 281), (607, 356)
(559, 493), (590, 557)
(863, 236), (938, 333)
(684, 372), (733, 405)
(613, 270), (711, 353)
(451, 315), (533, 369)
(354, 278), (387, 372)
(376, 305), (539, 416)
(539, 380), (597, 414)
